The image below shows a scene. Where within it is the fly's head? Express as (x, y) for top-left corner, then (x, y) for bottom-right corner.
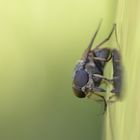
(72, 67), (89, 98)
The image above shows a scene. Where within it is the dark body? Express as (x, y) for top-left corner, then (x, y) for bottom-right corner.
(72, 21), (122, 113)
(73, 48), (111, 98)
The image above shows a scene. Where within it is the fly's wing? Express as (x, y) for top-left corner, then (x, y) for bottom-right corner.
(111, 49), (122, 94)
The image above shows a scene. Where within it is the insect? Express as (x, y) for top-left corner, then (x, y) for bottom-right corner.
(72, 21), (122, 113)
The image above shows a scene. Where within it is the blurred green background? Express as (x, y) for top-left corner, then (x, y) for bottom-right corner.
(0, 0), (117, 140)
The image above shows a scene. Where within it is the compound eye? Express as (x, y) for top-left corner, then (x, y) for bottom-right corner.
(73, 69), (89, 88)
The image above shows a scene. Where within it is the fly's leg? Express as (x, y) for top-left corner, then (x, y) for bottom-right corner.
(93, 23), (118, 50)
(93, 74), (111, 82)
(92, 73), (112, 88)
(88, 92), (107, 114)
(87, 92), (107, 114)
(82, 74), (106, 93)
(90, 74), (107, 92)
(85, 74), (111, 93)
(81, 20), (102, 61)
(92, 23), (122, 97)
(91, 87), (106, 92)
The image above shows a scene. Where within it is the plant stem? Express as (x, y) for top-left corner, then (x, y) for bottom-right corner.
(103, 0), (140, 140)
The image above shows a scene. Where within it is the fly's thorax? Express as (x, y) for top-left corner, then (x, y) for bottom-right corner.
(85, 61), (100, 75)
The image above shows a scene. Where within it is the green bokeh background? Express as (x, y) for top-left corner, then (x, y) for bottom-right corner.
(0, 0), (116, 140)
